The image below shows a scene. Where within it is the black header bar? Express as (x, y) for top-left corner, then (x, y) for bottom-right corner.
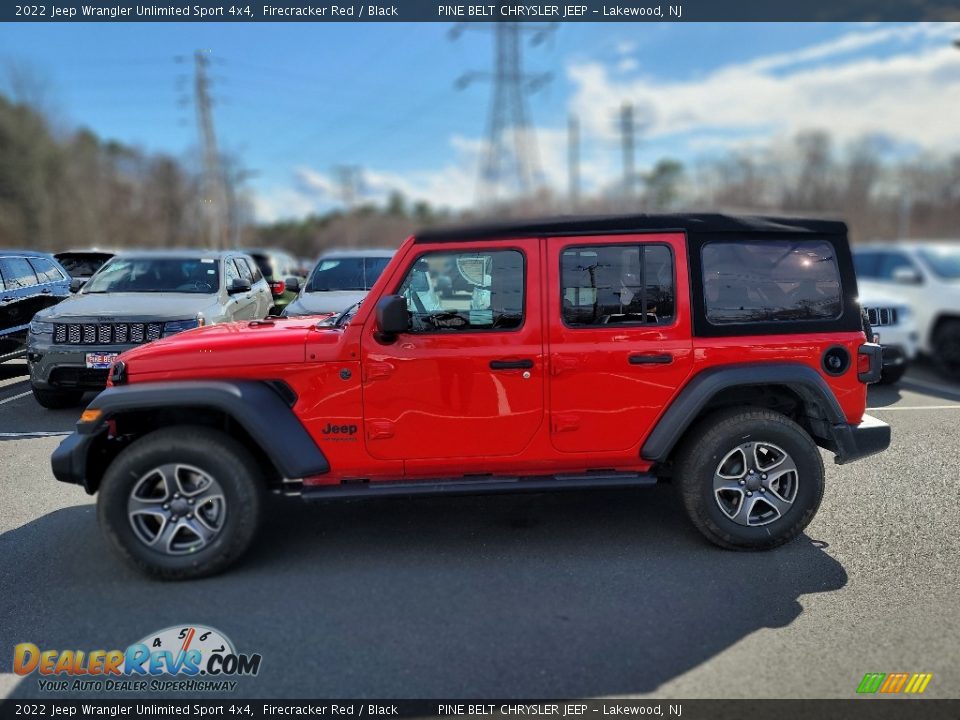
(4, 0), (960, 22)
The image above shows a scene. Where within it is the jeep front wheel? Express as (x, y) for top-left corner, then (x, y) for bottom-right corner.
(97, 426), (263, 580)
(675, 408), (824, 550)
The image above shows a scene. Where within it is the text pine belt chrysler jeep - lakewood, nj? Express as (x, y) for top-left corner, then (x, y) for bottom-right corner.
(51, 214), (891, 580)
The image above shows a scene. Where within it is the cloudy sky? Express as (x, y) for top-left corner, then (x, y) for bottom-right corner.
(2, 21), (959, 220)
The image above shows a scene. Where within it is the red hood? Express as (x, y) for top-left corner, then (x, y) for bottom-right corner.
(118, 316), (338, 377)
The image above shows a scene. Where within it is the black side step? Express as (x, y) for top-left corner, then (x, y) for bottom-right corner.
(300, 471), (657, 501)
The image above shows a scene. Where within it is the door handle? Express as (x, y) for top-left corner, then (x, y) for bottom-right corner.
(628, 353), (673, 365)
(490, 359), (534, 370)
(41, 288), (52, 294)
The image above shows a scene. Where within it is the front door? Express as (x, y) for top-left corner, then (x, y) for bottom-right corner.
(361, 238), (544, 462)
(546, 233), (694, 454)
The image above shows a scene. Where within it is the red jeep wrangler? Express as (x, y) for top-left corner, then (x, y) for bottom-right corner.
(52, 214), (890, 579)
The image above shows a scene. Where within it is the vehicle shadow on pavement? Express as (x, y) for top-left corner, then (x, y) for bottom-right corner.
(0, 487), (846, 699)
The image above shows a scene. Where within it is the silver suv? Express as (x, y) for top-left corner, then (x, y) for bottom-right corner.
(27, 250), (273, 408)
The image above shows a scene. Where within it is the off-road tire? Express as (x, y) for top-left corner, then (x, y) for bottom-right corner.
(932, 319), (960, 379)
(675, 407), (825, 550)
(97, 426), (263, 580)
(32, 385), (84, 409)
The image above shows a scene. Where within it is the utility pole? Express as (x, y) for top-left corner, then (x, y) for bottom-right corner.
(619, 102), (635, 200)
(332, 164), (363, 209)
(193, 50), (227, 249)
(452, 15), (556, 205)
(568, 113), (580, 208)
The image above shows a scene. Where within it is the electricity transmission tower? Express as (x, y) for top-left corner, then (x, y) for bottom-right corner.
(452, 17), (556, 205)
(616, 101), (654, 204)
(193, 50), (227, 249)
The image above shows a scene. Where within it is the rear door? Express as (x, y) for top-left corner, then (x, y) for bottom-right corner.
(27, 256), (71, 310)
(0, 256), (42, 335)
(361, 238), (544, 462)
(546, 233), (694, 454)
(229, 257), (261, 319)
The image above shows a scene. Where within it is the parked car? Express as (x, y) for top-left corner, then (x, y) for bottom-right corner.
(50, 214), (889, 579)
(857, 287), (918, 384)
(54, 250), (115, 289)
(27, 250), (273, 408)
(283, 248), (394, 316)
(241, 248), (304, 316)
(1, 251), (71, 363)
(854, 242), (960, 378)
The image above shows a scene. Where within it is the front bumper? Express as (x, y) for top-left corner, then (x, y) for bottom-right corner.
(27, 339), (138, 390)
(831, 414), (891, 465)
(51, 429), (102, 492)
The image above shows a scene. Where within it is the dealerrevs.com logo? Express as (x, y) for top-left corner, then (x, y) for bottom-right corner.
(13, 625), (262, 693)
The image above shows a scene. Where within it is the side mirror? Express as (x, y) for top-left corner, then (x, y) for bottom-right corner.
(892, 267), (922, 285)
(376, 294), (410, 338)
(70, 278), (85, 293)
(284, 277), (301, 293)
(228, 277), (252, 294)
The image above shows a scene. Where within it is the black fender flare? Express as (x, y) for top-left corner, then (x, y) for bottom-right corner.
(52, 380), (329, 491)
(640, 363), (846, 462)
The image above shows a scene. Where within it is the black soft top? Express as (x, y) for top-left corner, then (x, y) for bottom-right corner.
(415, 213), (847, 243)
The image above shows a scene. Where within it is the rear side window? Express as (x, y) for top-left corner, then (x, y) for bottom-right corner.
(0, 257), (39, 289)
(396, 249), (524, 332)
(29, 257), (66, 283)
(702, 240), (842, 325)
(235, 258), (255, 282)
(561, 244), (674, 327)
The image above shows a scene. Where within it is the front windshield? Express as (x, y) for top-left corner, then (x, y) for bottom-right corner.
(307, 257), (390, 293)
(83, 257), (220, 294)
(918, 248), (960, 280)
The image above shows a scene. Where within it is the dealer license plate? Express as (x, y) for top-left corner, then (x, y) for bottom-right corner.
(85, 352), (119, 370)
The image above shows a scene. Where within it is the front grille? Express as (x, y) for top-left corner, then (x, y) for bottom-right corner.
(867, 307), (899, 327)
(49, 367), (109, 389)
(52, 322), (164, 346)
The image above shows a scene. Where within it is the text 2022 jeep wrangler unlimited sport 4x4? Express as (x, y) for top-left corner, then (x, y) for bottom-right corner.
(51, 214), (890, 579)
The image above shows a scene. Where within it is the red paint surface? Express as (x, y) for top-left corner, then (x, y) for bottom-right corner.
(115, 233), (870, 484)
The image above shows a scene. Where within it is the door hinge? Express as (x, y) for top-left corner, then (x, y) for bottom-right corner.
(364, 361), (395, 383)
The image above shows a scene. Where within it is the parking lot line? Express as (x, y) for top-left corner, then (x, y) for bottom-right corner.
(869, 404), (960, 411)
(0, 391), (31, 405)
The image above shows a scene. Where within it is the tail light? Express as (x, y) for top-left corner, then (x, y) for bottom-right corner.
(858, 343), (883, 384)
(270, 281), (285, 296)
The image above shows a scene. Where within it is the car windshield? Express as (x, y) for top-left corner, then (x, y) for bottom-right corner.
(307, 256), (390, 292)
(83, 257), (220, 294)
(918, 248), (960, 280)
(56, 254), (112, 277)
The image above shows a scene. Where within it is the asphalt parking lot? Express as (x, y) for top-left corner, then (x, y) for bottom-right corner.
(0, 359), (958, 700)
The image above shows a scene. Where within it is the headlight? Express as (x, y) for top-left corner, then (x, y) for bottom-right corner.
(162, 319), (200, 337)
(29, 318), (53, 335)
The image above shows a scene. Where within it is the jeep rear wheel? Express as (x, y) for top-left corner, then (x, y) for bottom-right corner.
(97, 426), (263, 580)
(675, 407), (824, 550)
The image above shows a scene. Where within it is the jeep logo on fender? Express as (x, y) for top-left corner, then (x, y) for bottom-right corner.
(322, 423), (358, 435)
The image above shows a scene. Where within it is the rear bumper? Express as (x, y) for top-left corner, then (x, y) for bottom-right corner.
(831, 414), (891, 465)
